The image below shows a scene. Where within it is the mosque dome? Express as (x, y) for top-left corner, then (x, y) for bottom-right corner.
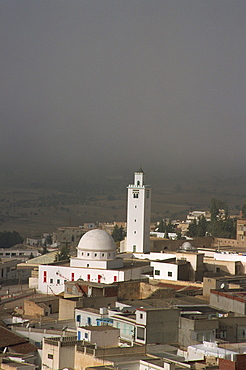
(179, 241), (197, 252)
(77, 229), (116, 252)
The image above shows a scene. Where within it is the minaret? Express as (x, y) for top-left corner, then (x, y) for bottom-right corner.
(126, 168), (151, 253)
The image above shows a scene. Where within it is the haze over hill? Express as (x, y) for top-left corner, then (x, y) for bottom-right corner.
(1, 1), (246, 183)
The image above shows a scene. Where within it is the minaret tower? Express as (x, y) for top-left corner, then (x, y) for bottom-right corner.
(126, 168), (151, 253)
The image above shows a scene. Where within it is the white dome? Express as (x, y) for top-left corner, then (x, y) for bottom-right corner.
(179, 241), (197, 252)
(77, 229), (116, 252)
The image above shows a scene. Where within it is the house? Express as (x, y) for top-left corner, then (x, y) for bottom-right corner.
(0, 325), (38, 362)
(23, 296), (59, 317)
(41, 336), (78, 370)
(77, 325), (120, 347)
(210, 289), (246, 316)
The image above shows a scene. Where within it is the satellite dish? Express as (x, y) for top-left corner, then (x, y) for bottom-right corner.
(220, 283), (225, 289)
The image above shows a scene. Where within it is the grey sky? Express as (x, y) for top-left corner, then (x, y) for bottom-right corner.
(1, 1), (246, 180)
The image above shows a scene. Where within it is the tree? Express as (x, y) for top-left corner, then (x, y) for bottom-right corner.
(208, 199), (236, 239)
(186, 216), (208, 238)
(187, 219), (198, 237)
(29, 252), (34, 259)
(40, 245), (48, 255)
(242, 200), (246, 219)
(111, 225), (126, 243)
(157, 219), (165, 232)
(55, 244), (70, 262)
(210, 198), (227, 221)
(156, 220), (175, 234)
(0, 231), (23, 248)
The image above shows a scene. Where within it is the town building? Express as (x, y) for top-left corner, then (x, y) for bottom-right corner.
(0, 246), (39, 261)
(37, 229), (151, 295)
(124, 168), (151, 253)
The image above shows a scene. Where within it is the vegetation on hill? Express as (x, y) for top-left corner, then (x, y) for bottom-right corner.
(0, 231), (23, 248)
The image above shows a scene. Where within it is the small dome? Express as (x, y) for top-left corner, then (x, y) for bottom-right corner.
(77, 229), (116, 252)
(179, 241), (197, 252)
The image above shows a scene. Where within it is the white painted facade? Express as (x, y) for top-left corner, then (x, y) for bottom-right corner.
(151, 261), (178, 281)
(185, 341), (238, 362)
(126, 169), (151, 253)
(38, 229), (148, 295)
(133, 253), (176, 261)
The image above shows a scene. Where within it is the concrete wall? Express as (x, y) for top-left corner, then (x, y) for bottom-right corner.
(59, 298), (83, 320)
(145, 308), (180, 345)
(59, 296), (116, 321)
(24, 297), (59, 317)
(78, 327), (120, 347)
(210, 290), (246, 315)
(74, 349), (112, 370)
(117, 280), (175, 300)
(178, 317), (218, 347)
(24, 300), (46, 317)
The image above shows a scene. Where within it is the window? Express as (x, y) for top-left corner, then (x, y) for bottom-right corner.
(168, 271), (172, 277)
(135, 205), (137, 208)
(78, 331), (81, 340)
(102, 253), (105, 257)
(87, 274), (90, 281)
(71, 272), (74, 281)
(133, 193), (139, 198)
(57, 279), (60, 284)
(48, 354), (53, 359)
(196, 333), (203, 342)
(155, 270), (160, 276)
(137, 327), (145, 340)
(114, 276), (117, 282)
(134, 231), (136, 234)
(87, 263), (89, 267)
(76, 314), (81, 322)
(43, 271), (47, 283)
(140, 313), (143, 319)
(87, 253), (90, 256)
(85, 332), (88, 339)
(134, 219), (136, 222)
(137, 181), (140, 185)
(87, 317), (91, 325)
(94, 253), (97, 257)
(50, 278), (53, 284)
(133, 245), (136, 252)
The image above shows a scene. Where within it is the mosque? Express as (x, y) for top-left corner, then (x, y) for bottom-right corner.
(37, 169), (152, 294)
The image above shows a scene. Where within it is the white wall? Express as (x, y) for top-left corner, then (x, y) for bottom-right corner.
(126, 172), (151, 254)
(150, 261), (178, 281)
(75, 308), (101, 327)
(38, 265), (126, 294)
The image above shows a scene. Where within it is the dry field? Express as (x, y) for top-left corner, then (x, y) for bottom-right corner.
(0, 174), (245, 238)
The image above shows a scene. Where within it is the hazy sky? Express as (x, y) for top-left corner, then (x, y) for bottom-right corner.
(1, 1), (246, 180)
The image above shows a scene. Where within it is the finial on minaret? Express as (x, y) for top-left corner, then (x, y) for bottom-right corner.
(137, 166), (144, 173)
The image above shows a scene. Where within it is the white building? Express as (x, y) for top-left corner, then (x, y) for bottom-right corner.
(38, 229), (150, 295)
(126, 168), (151, 253)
